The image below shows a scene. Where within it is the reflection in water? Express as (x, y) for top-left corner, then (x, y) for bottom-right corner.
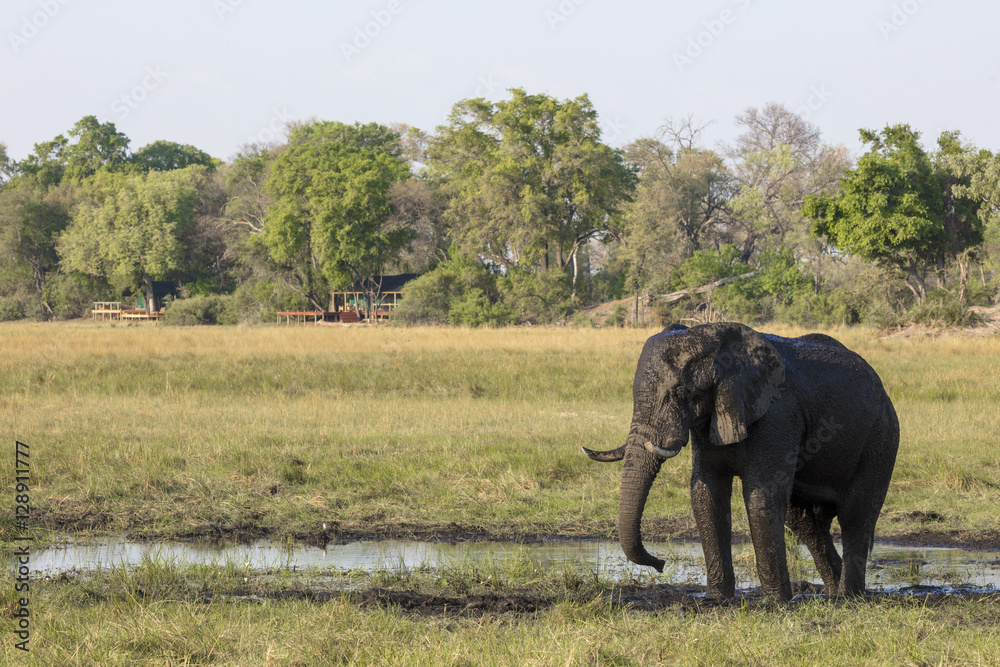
(9, 538), (1000, 591)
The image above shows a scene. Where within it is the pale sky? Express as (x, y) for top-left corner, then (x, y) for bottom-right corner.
(2, 0), (998, 163)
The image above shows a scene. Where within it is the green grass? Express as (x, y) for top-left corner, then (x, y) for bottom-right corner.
(1, 321), (999, 542)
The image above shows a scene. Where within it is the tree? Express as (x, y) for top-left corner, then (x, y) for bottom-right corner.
(17, 116), (131, 185)
(803, 125), (985, 303)
(222, 143), (280, 235)
(0, 178), (73, 316)
(62, 116), (131, 180)
(386, 178), (448, 273)
(612, 127), (734, 321)
(724, 104), (850, 260)
(263, 121), (412, 315)
(427, 89), (635, 297)
(131, 140), (218, 173)
(0, 141), (12, 185)
(58, 167), (201, 312)
(949, 148), (1000, 300)
(15, 135), (70, 187)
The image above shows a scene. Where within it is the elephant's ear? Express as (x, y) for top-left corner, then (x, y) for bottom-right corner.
(709, 325), (786, 446)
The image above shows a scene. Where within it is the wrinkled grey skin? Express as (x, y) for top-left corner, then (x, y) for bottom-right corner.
(584, 322), (899, 601)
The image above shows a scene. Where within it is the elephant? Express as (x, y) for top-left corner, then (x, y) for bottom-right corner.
(584, 322), (899, 601)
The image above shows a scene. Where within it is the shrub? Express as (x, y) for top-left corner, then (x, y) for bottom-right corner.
(499, 267), (574, 324)
(907, 289), (978, 327)
(722, 250), (812, 319)
(447, 289), (512, 327)
(394, 256), (509, 327)
(44, 273), (111, 320)
(163, 295), (238, 325)
(0, 297), (25, 321)
(393, 267), (465, 325)
(570, 310), (595, 328)
(604, 303), (628, 328)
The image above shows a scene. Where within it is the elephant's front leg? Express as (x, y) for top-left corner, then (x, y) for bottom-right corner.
(742, 481), (793, 601)
(691, 466), (735, 598)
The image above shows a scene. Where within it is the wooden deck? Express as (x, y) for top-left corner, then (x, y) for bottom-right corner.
(276, 311), (335, 324)
(91, 302), (164, 323)
(275, 310), (370, 324)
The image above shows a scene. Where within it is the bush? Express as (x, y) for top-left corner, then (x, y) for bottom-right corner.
(447, 289), (512, 327)
(604, 303), (628, 328)
(772, 288), (865, 327)
(45, 273), (111, 320)
(0, 297), (25, 321)
(393, 267), (466, 325)
(394, 256), (511, 327)
(963, 277), (995, 307)
(907, 289), (978, 327)
(163, 295), (239, 325)
(671, 245), (749, 291)
(718, 249), (814, 321)
(570, 310), (595, 328)
(499, 267), (574, 324)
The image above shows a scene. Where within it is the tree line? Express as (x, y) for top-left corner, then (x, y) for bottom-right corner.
(2, 91), (999, 327)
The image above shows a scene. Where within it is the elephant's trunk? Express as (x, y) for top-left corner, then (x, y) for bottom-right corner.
(618, 441), (666, 572)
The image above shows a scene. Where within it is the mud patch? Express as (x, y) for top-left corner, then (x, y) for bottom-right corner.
(881, 529), (1000, 550)
(348, 584), (1000, 617)
(354, 589), (551, 616)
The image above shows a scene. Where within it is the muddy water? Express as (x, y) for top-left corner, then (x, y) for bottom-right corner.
(12, 537), (1000, 592)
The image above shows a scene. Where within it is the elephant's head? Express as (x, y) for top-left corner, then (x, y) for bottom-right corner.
(582, 322), (785, 571)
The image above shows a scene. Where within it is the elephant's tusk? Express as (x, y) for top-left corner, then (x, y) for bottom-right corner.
(644, 441), (681, 459)
(581, 445), (627, 462)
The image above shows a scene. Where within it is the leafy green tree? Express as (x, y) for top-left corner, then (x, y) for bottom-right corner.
(427, 89), (635, 296)
(951, 148), (1000, 221)
(17, 116), (131, 185)
(804, 125), (985, 302)
(264, 121), (411, 314)
(131, 140), (218, 173)
(950, 148), (1000, 300)
(15, 135), (70, 187)
(0, 178), (74, 316)
(58, 167), (201, 312)
(63, 116), (131, 179)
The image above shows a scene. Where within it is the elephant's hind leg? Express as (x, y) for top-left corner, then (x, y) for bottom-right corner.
(785, 502), (842, 593)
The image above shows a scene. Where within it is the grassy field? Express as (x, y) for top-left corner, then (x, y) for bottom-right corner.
(2, 321), (998, 543)
(2, 321), (1000, 664)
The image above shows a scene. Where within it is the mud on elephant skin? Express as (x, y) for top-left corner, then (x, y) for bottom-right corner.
(584, 322), (899, 602)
